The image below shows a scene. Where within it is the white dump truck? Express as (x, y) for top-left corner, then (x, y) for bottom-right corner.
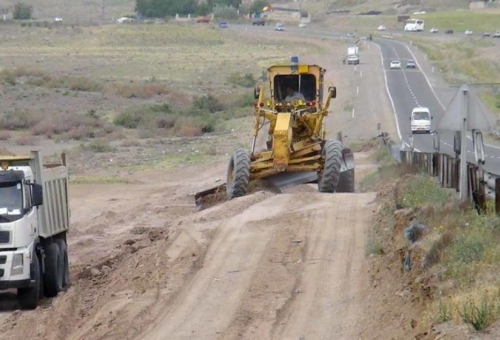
(0, 151), (70, 309)
(346, 46), (359, 65)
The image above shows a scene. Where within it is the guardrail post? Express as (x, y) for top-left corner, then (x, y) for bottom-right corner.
(496, 178), (500, 215)
(468, 165), (475, 202)
(443, 155), (448, 187)
(478, 180), (487, 214)
(447, 156), (453, 188)
(433, 153), (439, 177)
(441, 154), (447, 187)
(454, 158), (460, 192)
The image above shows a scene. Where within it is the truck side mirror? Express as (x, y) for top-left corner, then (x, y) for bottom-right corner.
(31, 184), (43, 207)
(328, 86), (336, 99)
(254, 87), (260, 99)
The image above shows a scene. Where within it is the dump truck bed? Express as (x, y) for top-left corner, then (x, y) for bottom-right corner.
(38, 161), (70, 238)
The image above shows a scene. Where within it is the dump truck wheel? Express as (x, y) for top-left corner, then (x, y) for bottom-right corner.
(226, 149), (251, 199)
(336, 168), (355, 193)
(318, 140), (342, 193)
(17, 253), (41, 310)
(56, 239), (70, 287)
(43, 243), (63, 298)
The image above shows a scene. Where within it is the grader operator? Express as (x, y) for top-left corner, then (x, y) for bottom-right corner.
(195, 57), (355, 206)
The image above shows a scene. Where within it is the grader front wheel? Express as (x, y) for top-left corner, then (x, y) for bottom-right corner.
(226, 149), (251, 199)
(318, 140), (343, 193)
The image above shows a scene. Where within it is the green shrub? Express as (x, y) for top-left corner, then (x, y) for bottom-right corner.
(460, 297), (496, 331)
(237, 93), (255, 108)
(0, 110), (40, 130)
(114, 104), (173, 129)
(400, 175), (450, 208)
(227, 72), (257, 88)
(13, 3), (33, 20)
(83, 140), (114, 153)
(191, 94), (225, 113)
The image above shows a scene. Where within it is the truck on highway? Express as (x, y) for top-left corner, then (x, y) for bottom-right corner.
(346, 46), (359, 65)
(252, 13), (265, 26)
(410, 106), (432, 134)
(404, 18), (424, 32)
(0, 151), (70, 309)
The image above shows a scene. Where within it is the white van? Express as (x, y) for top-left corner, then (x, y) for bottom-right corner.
(404, 19), (424, 32)
(410, 107), (432, 134)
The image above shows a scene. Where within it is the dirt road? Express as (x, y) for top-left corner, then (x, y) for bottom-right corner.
(138, 191), (375, 340)
(0, 23), (390, 340)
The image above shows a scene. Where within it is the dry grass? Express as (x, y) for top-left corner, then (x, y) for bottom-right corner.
(0, 22), (320, 144)
(369, 164), (500, 332)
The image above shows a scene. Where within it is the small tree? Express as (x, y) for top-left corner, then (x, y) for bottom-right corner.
(13, 2), (33, 20)
(249, 0), (269, 14)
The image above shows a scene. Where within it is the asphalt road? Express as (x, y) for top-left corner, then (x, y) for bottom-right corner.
(227, 22), (500, 176)
(374, 38), (500, 175)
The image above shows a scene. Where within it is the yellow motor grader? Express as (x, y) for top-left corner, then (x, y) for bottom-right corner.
(195, 57), (355, 206)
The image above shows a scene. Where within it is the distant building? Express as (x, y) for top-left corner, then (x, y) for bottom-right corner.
(469, 1), (486, 9)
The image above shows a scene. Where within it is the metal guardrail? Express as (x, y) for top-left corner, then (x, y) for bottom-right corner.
(377, 132), (500, 214)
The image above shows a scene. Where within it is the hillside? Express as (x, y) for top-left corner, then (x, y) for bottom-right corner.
(0, 0), (135, 22)
(0, 0), (473, 23)
(300, 0), (470, 17)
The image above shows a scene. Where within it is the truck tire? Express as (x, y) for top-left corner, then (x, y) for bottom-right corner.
(44, 243), (63, 298)
(318, 140), (342, 193)
(55, 239), (70, 287)
(17, 253), (41, 310)
(336, 168), (355, 193)
(226, 149), (251, 199)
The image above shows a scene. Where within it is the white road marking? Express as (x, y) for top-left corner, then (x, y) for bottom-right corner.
(360, 70), (363, 77)
(352, 108), (355, 118)
(373, 42), (402, 141)
(356, 86), (359, 95)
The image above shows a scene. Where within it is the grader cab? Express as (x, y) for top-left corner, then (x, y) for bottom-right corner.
(195, 57), (355, 206)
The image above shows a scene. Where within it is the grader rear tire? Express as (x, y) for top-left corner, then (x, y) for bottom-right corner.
(226, 149), (251, 199)
(318, 140), (343, 193)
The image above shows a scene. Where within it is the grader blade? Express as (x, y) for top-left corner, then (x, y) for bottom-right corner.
(194, 183), (226, 209)
(194, 171), (318, 209)
(263, 171), (318, 189)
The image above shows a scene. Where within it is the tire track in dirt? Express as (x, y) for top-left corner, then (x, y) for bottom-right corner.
(135, 192), (375, 340)
(271, 192), (374, 340)
(138, 194), (294, 340)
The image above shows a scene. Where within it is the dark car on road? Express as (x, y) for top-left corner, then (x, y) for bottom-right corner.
(406, 60), (416, 68)
(445, 29), (454, 34)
